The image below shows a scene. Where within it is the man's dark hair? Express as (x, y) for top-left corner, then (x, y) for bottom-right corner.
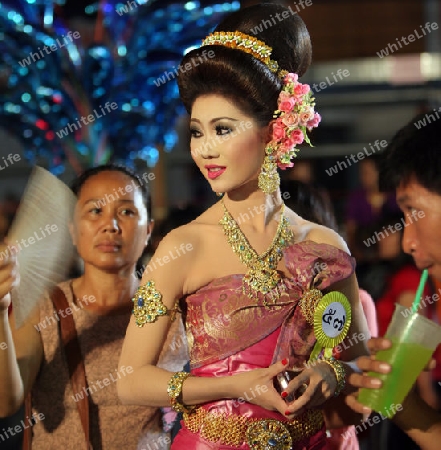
(380, 110), (441, 195)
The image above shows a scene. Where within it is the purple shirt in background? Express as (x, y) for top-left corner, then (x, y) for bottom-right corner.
(345, 189), (400, 227)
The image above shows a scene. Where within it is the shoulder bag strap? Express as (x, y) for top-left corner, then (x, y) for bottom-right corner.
(50, 286), (91, 449)
(22, 393), (32, 450)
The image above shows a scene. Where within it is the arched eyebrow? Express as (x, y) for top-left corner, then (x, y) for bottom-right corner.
(190, 117), (239, 124)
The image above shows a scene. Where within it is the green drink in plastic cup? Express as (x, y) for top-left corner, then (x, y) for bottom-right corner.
(358, 303), (441, 417)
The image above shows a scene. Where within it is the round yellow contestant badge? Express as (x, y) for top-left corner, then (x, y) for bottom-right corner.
(310, 291), (352, 360)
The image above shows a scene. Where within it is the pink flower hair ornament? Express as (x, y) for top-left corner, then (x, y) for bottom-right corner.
(266, 73), (321, 170)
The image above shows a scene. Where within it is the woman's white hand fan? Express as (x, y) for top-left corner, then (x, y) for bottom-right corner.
(7, 166), (76, 328)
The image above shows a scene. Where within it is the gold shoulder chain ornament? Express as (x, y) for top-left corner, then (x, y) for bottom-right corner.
(219, 199), (294, 304)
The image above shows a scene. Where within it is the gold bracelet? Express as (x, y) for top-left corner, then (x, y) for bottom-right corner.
(321, 357), (346, 397)
(167, 371), (196, 414)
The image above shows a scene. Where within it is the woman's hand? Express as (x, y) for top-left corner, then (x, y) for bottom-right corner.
(230, 359), (292, 415)
(0, 243), (19, 311)
(282, 361), (338, 418)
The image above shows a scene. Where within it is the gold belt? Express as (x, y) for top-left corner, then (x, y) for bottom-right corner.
(183, 407), (324, 449)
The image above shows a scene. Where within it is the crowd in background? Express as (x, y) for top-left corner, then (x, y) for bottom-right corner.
(1, 152), (439, 450)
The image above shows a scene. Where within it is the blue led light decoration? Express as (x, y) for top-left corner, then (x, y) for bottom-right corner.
(0, 0), (240, 173)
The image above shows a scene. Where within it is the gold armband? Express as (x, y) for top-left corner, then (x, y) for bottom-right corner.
(321, 357), (346, 397)
(132, 280), (167, 327)
(167, 371), (196, 414)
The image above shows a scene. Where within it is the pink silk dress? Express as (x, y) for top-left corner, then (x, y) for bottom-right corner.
(171, 240), (356, 450)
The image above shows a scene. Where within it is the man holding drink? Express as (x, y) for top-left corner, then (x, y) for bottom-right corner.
(346, 112), (441, 449)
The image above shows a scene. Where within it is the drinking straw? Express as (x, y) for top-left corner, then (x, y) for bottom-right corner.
(411, 269), (429, 313)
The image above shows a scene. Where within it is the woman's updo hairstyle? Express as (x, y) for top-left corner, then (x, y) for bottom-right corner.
(177, 3), (312, 126)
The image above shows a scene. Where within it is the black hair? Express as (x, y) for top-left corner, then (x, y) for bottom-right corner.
(154, 205), (204, 239)
(70, 164), (152, 219)
(177, 3), (312, 126)
(281, 179), (338, 231)
(380, 110), (441, 195)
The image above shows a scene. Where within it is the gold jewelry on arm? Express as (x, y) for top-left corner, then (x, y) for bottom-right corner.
(321, 357), (346, 397)
(169, 298), (181, 322)
(132, 280), (168, 327)
(167, 371), (197, 414)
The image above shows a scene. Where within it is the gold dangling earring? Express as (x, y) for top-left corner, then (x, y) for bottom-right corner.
(258, 148), (280, 194)
(216, 192), (224, 197)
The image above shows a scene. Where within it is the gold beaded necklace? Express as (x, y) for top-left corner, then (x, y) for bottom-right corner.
(219, 198), (294, 304)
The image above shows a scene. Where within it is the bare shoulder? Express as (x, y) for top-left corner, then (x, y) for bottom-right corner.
(305, 224), (350, 253)
(285, 208), (350, 254)
(156, 221), (200, 255)
(142, 208), (217, 298)
(148, 222), (200, 277)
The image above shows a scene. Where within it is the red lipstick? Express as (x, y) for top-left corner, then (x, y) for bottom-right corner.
(205, 165), (226, 180)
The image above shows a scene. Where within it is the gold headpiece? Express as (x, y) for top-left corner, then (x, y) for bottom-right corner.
(201, 31), (287, 78)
